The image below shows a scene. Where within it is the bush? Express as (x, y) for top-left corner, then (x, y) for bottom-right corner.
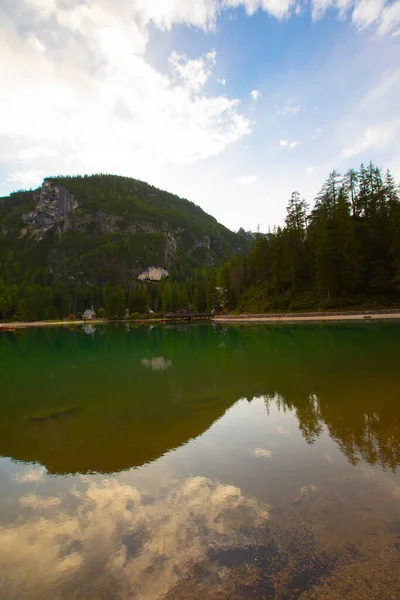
(98, 308), (106, 319)
(76, 312), (83, 320)
(67, 314), (75, 321)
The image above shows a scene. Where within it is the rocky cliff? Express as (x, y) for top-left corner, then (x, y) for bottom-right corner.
(20, 181), (79, 240)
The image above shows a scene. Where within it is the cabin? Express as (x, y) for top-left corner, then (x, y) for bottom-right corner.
(83, 306), (96, 320)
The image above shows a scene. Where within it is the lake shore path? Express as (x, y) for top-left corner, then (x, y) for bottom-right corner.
(2, 309), (400, 329)
(214, 310), (400, 323)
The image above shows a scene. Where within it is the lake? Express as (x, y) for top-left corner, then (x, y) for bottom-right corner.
(0, 322), (400, 599)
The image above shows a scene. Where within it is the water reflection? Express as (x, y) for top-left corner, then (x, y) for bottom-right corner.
(1, 322), (400, 599)
(1, 476), (268, 600)
(83, 324), (96, 335)
(140, 356), (172, 371)
(0, 323), (399, 474)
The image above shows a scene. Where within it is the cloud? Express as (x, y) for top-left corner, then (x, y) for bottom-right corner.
(0, 2), (252, 192)
(169, 49), (216, 92)
(0, 477), (269, 600)
(6, 170), (47, 189)
(310, 0), (335, 20)
(132, 0), (220, 31)
(342, 122), (399, 157)
(254, 448), (272, 458)
(277, 104), (301, 115)
(280, 139), (299, 148)
(352, 0), (386, 29)
(339, 70), (400, 159)
(218, 77), (227, 85)
(250, 89), (261, 101)
(276, 426), (290, 436)
(307, 0), (399, 35)
(13, 467), (47, 483)
(235, 174), (258, 184)
(376, 1), (400, 36)
(223, 0), (298, 20)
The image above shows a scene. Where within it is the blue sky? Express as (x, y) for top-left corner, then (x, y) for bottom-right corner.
(0, 0), (399, 231)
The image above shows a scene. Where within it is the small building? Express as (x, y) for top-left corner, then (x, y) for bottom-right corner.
(83, 306), (96, 320)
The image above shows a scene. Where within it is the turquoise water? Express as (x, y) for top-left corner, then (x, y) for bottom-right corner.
(0, 323), (400, 599)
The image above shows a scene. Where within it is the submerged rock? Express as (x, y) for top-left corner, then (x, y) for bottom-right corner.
(27, 406), (78, 422)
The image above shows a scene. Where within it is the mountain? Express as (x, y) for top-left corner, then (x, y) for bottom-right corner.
(0, 174), (248, 287)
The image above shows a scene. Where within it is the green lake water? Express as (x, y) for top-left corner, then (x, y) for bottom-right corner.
(0, 322), (399, 599)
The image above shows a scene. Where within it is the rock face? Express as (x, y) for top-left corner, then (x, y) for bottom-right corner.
(138, 267), (169, 282)
(21, 180), (79, 238)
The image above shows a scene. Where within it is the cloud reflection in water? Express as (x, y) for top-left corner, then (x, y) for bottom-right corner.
(0, 476), (269, 600)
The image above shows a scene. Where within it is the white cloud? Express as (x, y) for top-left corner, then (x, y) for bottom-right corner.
(280, 139), (299, 148)
(336, 0), (355, 17)
(377, 1), (400, 36)
(352, 0), (386, 29)
(0, 5), (252, 192)
(277, 104), (301, 115)
(218, 77), (227, 85)
(6, 170), (46, 189)
(235, 174), (258, 184)
(250, 89), (261, 101)
(133, 0), (220, 31)
(223, 0), (298, 20)
(310, 0), (334, 20)
(307, 0), (399, 35)
(339, 70), (400, 159)
(342, 121), (399, 157)
(169, 49), (217, 92)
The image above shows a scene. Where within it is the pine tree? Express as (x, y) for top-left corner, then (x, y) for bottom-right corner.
(344, 168), (358, 216)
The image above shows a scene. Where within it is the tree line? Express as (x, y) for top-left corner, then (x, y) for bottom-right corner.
(220, 161), (400, 312)
(0, 266), (221, 321)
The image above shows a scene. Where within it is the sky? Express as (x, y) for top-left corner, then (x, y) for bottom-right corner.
(0, 0), (399, 232)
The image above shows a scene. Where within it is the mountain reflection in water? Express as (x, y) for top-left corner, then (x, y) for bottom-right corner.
(0, 323), (399, 474)
(0, 323), (400, 600)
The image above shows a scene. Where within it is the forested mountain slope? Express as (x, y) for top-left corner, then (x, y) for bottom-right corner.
(0, 175), (248, 320)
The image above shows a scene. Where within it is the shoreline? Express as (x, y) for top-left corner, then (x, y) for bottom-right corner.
(2, 310), (400, 329)
(214, 310), (400, 323)
(0, 319), (161, 330)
